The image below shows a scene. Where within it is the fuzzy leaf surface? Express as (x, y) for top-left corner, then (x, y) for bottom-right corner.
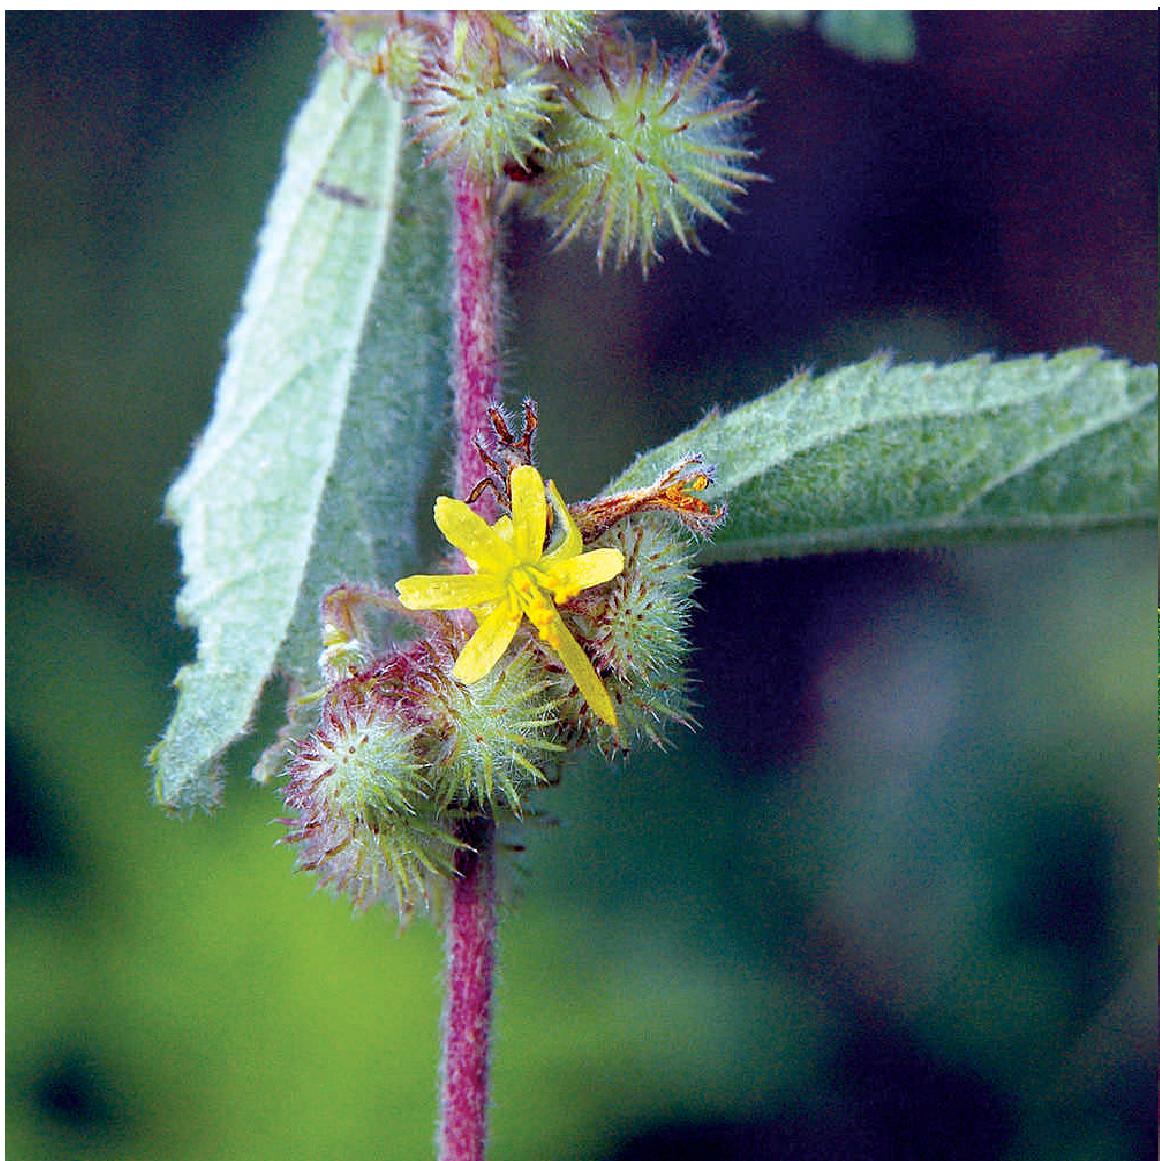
(610, 350), (1157, 564)
(151, 60), (451, 811)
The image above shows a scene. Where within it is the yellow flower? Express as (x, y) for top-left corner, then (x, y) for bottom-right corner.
(396, 465), (625, 726)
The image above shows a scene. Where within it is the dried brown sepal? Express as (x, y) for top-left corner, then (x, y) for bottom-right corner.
(466, 398), (540, 510)
(571, 454), (727, 543)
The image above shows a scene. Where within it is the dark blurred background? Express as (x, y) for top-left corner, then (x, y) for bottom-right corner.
(7, 12), (1157, 1160)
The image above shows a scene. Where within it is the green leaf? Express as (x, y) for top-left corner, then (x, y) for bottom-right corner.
(816, 11), (917, 63)
(150, 59), (452, 811)
(609, 350), (1157, 564)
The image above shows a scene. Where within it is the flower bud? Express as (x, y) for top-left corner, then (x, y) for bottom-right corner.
(523, 11), (599, 64)
(552, 515), (700, 748)
(281, 686), (458, 914)
(420, 644), (565, 812)
(410, 17), (560, 180)
(530, 41), (761, 273)
(319, 12), (428, 94)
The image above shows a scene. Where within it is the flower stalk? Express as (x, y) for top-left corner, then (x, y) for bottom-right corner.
(440, 163), (504, 1161)
(451, 167), (503, 520)
(438, 817), (497, 1161)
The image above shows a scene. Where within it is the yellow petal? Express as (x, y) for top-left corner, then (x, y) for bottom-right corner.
(544, 548), (625, 601)
(452, 602), (522, 683)
(434, 497), (515, 572)
(396, 573), (506, 610)
(542, 478), (581, 562)
(464, 516), (513, 571)
(509, 464), (547, 562)
(542, 609), (618, 727)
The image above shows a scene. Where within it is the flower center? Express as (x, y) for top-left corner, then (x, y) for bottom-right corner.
(509, 566), (562, 648)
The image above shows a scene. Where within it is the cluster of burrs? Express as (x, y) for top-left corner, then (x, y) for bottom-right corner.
(281, 402), (724, 914)
(320, 10), (763, 273)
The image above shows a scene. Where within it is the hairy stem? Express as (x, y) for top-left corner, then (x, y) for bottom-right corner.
(451, 168), (503, 517)
(439, 166), (503, 1161)
(438, 818), (498, 1161)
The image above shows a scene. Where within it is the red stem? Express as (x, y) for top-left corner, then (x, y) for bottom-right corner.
(438, 166), (503, 1161)
(451, 168), (503, 518)
(438, 819), (498, 1161)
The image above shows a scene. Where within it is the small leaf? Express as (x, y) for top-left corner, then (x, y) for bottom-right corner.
(151, 59), (452, 811)
(609, 350), (1157, 564)
(816, 11), (917, 63)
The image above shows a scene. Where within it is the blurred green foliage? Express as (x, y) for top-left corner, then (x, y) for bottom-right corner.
(816, 11), (917, 63)
(8, 12), (1156, 1161)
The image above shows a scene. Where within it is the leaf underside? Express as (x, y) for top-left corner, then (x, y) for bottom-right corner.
(151, 59), (452, 811)
(610, 350), (1157, 565)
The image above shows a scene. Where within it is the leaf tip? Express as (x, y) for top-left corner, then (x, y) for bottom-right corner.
(147, 724), (226, 815)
